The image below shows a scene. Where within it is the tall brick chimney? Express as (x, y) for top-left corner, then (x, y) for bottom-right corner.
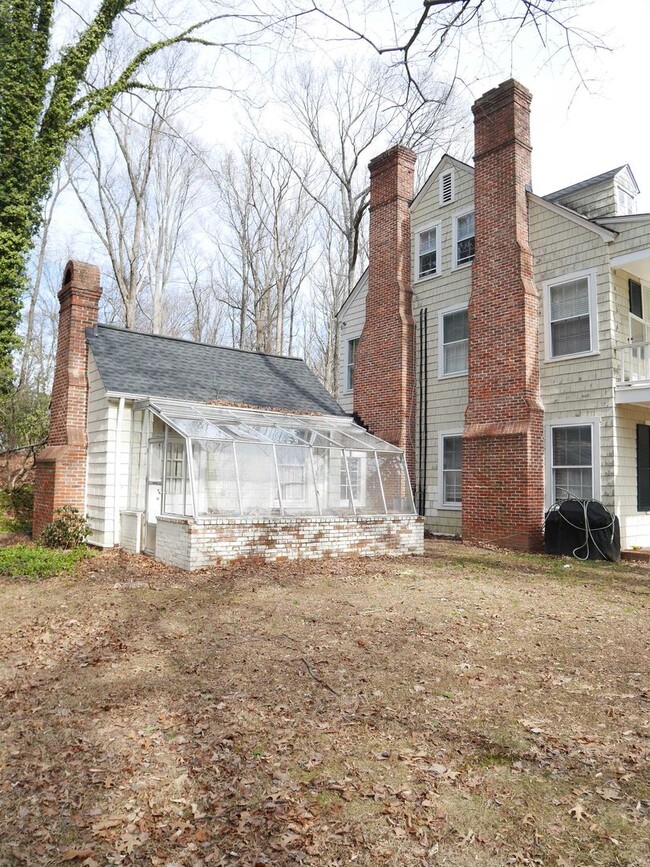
(354, 145), (417, 480)
(33, 261), (101, 538)
(462, 79), (544, 551)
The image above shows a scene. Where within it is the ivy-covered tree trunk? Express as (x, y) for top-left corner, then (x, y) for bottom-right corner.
(0, 0), (212, 392)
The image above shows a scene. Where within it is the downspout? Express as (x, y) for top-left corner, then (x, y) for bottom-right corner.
(113, 397), (125, 546)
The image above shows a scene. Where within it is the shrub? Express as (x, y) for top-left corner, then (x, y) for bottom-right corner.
(41, 506), (91, 549)
(0, 544), (92, 580)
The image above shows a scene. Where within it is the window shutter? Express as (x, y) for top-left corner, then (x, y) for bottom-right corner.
(637, 424), (650, 510)
(629, 279), (643, 318)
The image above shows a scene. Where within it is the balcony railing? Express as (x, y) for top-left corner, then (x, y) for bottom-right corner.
(618, 341), (650, 385)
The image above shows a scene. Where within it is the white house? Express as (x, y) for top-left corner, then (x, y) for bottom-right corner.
(338, 79), (650, 551)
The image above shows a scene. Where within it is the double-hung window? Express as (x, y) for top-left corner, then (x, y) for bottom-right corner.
(454, 211), (475, 267)
(549, 422), (596, 502)
(346, 337), (359, 391)
(416, 224), (440, 279)
(440, 434), (462, 507)
(545, 271), (597, 359)
(440, 307), (468, 376)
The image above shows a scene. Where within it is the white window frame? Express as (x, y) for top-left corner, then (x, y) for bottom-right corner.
(543, 269), (598, 362)
(438, 303), (469, 378)
(439, 431), (463, 509)
(545, 417), (600, 506)
(617, 185), (636, 216)
(345, 336), (359, 393)
(439, 170), (455, 206)
(414, 221), (441, 282)
(452, 209), (475, 269)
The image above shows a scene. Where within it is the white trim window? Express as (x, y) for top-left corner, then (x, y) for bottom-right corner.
(547, 420), (599, 503)
(440, 433), (462, 508)
(415, 223), (441, 280)
(453, 210), (475, 268)
(439, 306), (468, 376)
(346, 337), (359, 392)
(439, 170), (455, 206)
(544, 270), (598, 359)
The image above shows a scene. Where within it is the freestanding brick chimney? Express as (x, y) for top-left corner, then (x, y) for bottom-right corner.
(33, 261), (101, 538)
(462, 79), (545, 551)
(354, 145), (417, 480)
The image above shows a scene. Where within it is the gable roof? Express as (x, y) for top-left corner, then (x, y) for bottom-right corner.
(410, 153), (473, 211)
(528, 193), (618, 241)
(544, 165), (639, 202)
(87, 324), (345, 416)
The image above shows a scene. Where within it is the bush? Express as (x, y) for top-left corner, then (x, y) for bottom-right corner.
(0, 544), (92, 580)
(41, 506), (91, 549)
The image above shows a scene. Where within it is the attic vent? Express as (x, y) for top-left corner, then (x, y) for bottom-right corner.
(439, 170), (454, 205)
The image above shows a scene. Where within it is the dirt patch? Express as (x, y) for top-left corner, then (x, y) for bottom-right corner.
(0, 541), (648, 865)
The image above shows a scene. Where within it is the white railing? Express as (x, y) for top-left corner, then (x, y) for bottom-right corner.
(618, 341), (650, 384)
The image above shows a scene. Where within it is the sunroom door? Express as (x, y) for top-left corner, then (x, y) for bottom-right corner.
(145, 438), (163, 555)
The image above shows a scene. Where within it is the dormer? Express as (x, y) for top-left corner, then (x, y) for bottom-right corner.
(544, 165), (639, 220)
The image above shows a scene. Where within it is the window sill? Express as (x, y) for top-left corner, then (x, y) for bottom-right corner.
(414, 271), (443, 284)
(439, 370), (468, 381)
(451, 260), (473, 272)
(440, 503), (462, 511)
(544, 350), (600, 364)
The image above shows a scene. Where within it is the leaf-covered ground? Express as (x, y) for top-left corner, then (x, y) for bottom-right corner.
(0, 541), (648, 866)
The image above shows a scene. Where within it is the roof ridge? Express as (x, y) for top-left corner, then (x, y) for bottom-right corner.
(91, 322), (305, 362)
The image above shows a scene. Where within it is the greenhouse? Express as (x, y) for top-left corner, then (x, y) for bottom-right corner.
(116, 398), (421, 569)
(128, 399), (415, 521)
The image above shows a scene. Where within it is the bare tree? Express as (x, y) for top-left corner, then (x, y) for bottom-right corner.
(210, 143), (314, 354)
(68, 84), (205, 332)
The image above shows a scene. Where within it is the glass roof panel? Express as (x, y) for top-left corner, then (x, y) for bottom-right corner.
(249, 426), (311, 445)
(148, 399), (401, 453)
(172, 418), (230, 439)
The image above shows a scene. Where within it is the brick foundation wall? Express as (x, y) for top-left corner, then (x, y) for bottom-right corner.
(354, 145), (417, 481)
(33, 261), (101, 538)
(463, 80), (545, 552)
(155, 515), (424, 571)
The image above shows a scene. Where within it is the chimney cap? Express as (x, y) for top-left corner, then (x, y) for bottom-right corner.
(59, 260), (102, 302)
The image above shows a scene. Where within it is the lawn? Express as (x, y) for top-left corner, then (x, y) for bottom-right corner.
(0, 541), (648, 866)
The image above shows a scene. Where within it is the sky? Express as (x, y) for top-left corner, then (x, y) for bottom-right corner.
(185, 0), (649, 208)
(49, 0), (650, 269)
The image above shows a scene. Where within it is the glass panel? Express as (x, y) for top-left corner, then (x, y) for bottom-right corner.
(552, 426), (592, 466)
(192, 440), (240, 516)
(550, 278), (589, 321)
(163, 439), (186, 515)
(551, 316), (591, 356)
(346, 451), (385, 515)
(554, 467), (592, 500)
(172, 417), (230, 439)
(313, 447), (355, 515)
(234, 442), (280, 516)
(443, 309), (468, 342)
(419, 228), (437, 276)
(275, 445), (319, 514)
(248, 426), (310, 445)
(377, 453), (416, 514)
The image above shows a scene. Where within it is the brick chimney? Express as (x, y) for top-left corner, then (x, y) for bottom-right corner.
(33, 261), (101, 538)
(354, 145), (417, 480)
(462, 80), (544, 551)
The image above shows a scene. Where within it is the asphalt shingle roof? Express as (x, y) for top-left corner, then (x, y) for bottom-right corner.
(87, 324), (345, 416)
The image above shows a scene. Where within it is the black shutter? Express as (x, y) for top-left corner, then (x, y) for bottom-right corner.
(629, 279), (643, 318)
(637, 424), (650, 510)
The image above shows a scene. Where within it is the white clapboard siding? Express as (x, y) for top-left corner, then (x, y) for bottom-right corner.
(338, 272), (368, 414)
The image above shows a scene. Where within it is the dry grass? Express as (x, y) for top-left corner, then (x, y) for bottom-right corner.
(0, 541), (648, 866)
